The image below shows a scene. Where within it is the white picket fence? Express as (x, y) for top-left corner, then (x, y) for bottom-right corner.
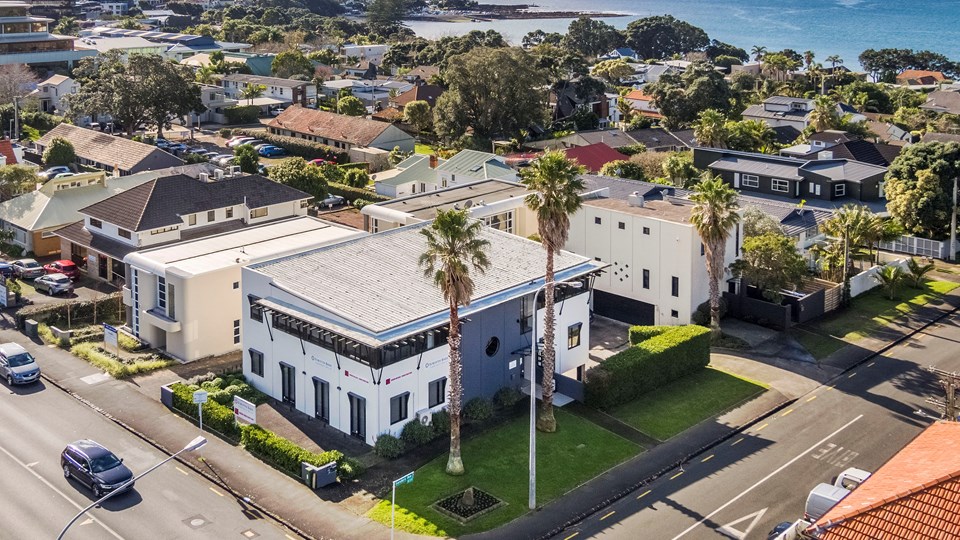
(879, 235), (953, 259)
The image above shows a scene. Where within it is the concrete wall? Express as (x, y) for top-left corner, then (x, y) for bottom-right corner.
(849, 258), (909, 298)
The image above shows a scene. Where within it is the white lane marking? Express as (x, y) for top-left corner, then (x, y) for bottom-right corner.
(716, 507), (767, 539)
(671, 415), (863, 540)
(0, 441), (124, 540)
(26, 461), (39, 467)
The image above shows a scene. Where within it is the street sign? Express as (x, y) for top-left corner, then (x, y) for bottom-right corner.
(192, 390), (208, 404)
(103, 324), (118, 349)
(395, 471), (414, 486)
(233, 395), (257, 424)
(391, 471), (416, 540)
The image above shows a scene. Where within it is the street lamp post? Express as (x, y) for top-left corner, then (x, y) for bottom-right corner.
(58, 436), (207, 540)
(529, 279), (583, 510)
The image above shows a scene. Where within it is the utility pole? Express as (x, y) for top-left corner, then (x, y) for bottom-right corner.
(925, 366), (960, 421)
(950, 176), (957, 261)
(12, 96), (19, 141)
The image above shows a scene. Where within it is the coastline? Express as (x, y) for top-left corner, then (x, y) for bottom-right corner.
(404, 4), (628, 23)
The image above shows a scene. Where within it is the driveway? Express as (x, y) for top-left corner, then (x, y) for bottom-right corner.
(16, 275), (118, 307)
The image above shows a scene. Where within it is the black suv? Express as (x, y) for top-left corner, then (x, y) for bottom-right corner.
(61, 440), (134, 498)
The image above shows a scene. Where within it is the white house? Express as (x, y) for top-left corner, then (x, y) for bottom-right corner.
(242, 224), (604, 445)
(374, 150), (517, 198)
(341, 43), (388, 64)
(32, 74), (78, 114)
(222, 74), (317, 109)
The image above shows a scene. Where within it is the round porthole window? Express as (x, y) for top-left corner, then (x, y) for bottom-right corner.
(485, 336), (500, 357)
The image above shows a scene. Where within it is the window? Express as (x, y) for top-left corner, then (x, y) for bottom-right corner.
(157, 277), (166, 309)
(671, 276), (679, 297)
(150, 226), (178, 235)
(233, 281), (239, 289)
(485, 336), (500, 357)
(249, 349), (263, 376)
(809, 183), (816, 194)
(168, 283), (176, 319)
(771, 179), (790, 193)
(834, 183), (846, 197)
(250, 207), (268, 219)
(233, 320), (240, 344)
(642, 227), (650, 235)
(671, 310), (679, 318)
(594, 217), (602, 225)
(390, 392), (410, 424)
(701, 243), (705, 256)
(226, 207), (234, 219)
(300, 200), (309, 208)
(520, 296), (533, 333)
(642, 269), (650, 289)
(249, 296), (263, 322)
(207, 210), (215, 222)
(89, 218), (102, 229)
(429, 377), (447, 408)
(567, 323), (582, 349)
(741, 174), (759, 188)
(314, 378), (329, 421)
(187, 214), (197, 226)
(118, 228), (131, 239)
(618, 221), (625, 230)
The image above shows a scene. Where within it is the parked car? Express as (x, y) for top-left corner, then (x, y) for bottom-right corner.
(166, 143), (187, 154)
(833, 467), (871, 490)
(0, 342), (40, 386)
(200, 150), (220, 158)
(61, 440), (135, 498)
(155, 138), (170, 148)
(257, 164), (268, 175)
(258, 146), (287, 157)
(40, 166), (71, 180)
(43, 259), (80, 280)
(34, 273), (74, 296)
(318, 194), (345, 207)
(12, 258), (44, 279)
(214, 156), (235, 166)
(227, 137), (257, 148)
(234, 140), (263, 149)
(0, 262), (13, 278)
(252, 143), (273, 151)
(53, 172), (77, 179)
(805, 483), (850, 521)
(768, 519), (812, 540)
(309, 158), (328, 166)
(225, 135), (250, 145)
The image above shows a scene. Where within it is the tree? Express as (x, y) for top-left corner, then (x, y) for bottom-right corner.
(705, 40), (748, 62)
(690, 176), (740, 341)
(751, 45), (767, 62)
(240, 84), (266, 105)
(0, 165), (39, 200)
(623, 15), (709, 60)
(53, 16), (79, 36)
(268, 157), (328, 198)
(563, 17), (621, 58)
(646, 63), (733, 128)
(367, 0), (405, 29)
(116, 18), (142, 30)
(873, 264), (905, 300)
(520, 150), (585, 432)
(343, 168), (369, 188)
(233, 144), (260, 174)
(141, 56), (204, 138)
(762, 53), (799, 82)
(592, 59), (633, 84)
(0, 64), (38, 106)
(727, 119), (775, 153)
(43, 137), (75, 167)
(906, 257), (935, 289)
(808, 95), (839, 133)
(337, 95), (365, 116)
(741, 206), (783, 238)
(730, 233), (806, 303)
(693, 108), (729, 148)
(662, 153), (700, 187)
(825, 55), (843, 69)
(599, 159), (646, 180)
(403, 100), (432, 132)
(419, 209), (491, 475)
(195, 65), (217, 84)
(884, 142), (960, 238)
(433, 47), (547, 142)
(272, 50), (314, 79)
(802, 50), (815, 69)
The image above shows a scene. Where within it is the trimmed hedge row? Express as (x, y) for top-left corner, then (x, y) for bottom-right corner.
(585, 325), (711, 410)
(326, 181), (389, 203)
(232, 129), (349, 163)
(15, 293), (123, 330)
(170, 382), (241, 438)
(241, 424), (362, 480)
(224, 105), (260, 125)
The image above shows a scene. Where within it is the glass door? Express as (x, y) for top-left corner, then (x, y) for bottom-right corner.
(280, 363), (295, 405)
(313, 377), (329, 422)
(348, 393), (366, 440)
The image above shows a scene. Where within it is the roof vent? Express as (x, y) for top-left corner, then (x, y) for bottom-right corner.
(818, 150), (834, 160)
(213, 169), (224, 181)
(198, 172), (209, 182)
(464, 200), (473, 209)
(627, 191), (644, 207)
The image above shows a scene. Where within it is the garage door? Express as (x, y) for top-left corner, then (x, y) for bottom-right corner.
(593, 290), (655, 325)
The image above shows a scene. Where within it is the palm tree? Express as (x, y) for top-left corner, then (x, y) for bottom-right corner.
(690, 175), (741, 341)
(520, 150), (586, 433)
(803, 50), (815, 70)
(617, 96), (635, 127)
(808, 95), (839, 132)
(825, 55), (843, 69)
(239, 84), (266, 105)
(419, 209), (491, 475)
(906, 257), (935, 289)
(694, 109), (729, 148)
(195, 65), (217, 85)
(873, 264), (905, 300)
(751, 45), (767, 62)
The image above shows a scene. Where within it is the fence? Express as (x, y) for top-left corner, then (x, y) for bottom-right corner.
(849, 258), (909, 298)
(880, 235), (953, 259)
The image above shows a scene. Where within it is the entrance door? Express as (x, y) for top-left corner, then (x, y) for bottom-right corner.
(280, 363), (295, 405)
(348, 393), (366, 440)
(313, 377), (329, 422)
(98, 255), (108, 279)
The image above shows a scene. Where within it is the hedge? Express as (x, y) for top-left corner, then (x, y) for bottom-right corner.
(240, 424), (362, 480)
(170, 382), (242, 438)
(224, 105), (260, 125)
(585, 325), (711, 409)
(15, 293), (123, 330)
(232, 129), (349, 163)
(326, 181), (389, 203)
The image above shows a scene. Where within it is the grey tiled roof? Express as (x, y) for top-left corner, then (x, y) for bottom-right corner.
(800, 159), (886, 183)
(709, 156), (804, 180)
(764, 96), (814, 106)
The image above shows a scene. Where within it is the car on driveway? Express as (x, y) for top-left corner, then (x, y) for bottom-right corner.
(43, 259), (80, 280)
(0, 262), (12, 278)
(34, 273), (74, 296)
(61, 440), (135, 498)
(53, 172), (77, 179)
(227, 137), (257, 148)
(0, 342), (40, 385)
(166, 143), (187, 154)
(39, 166), (71, 180)
(318, 194), (346, 207)
(12, 258), (44, 279)
(258, 145), (287, 157)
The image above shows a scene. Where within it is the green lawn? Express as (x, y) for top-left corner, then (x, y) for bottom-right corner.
(609, 368), (767, 441)
(415, 143), (436, 155)
(792, 280), (958, 359)
(366, 409), (639, 537)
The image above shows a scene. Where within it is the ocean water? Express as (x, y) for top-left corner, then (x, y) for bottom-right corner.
(405, 0), (960, 68)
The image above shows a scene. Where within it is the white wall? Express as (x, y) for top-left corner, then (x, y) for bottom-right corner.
(535, 291), (591, 374)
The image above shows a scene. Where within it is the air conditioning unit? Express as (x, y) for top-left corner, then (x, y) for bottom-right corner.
(198, 172), (209, 182)
(416, 409), (432, 426)
(228, 165), (241, 176)
(213, 169), (224, 180)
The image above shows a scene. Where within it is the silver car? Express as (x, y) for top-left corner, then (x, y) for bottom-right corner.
(34, 273), (74, 296)
(0, 342), (40, 385)
(12, 258), (44, 279)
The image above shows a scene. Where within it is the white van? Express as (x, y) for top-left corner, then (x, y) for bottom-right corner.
(804, 483), (851, 521)
(834, 467), (871, 490)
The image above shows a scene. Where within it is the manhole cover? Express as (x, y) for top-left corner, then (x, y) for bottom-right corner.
(183, 515), (211, 529)
(241, 530), (260, 538)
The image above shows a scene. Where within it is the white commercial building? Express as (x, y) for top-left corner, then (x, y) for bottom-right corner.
(242, 224), (604, 445)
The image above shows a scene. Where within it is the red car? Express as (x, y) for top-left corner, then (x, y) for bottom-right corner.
(43, 260), (80, 281)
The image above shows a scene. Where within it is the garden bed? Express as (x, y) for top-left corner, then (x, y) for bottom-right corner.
(70, 342), (174, 379)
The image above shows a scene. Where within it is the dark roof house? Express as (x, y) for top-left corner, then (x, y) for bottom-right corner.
(35, 124), (183, 175)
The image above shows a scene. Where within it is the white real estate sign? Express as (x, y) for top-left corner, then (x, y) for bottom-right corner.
(103, 324), (119, 348)
(233, 395), (256, 424)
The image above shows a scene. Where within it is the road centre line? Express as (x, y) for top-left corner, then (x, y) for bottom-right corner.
(637, 490), (651, 500)
(210, 487), (225, 497)
(755, 423), (769, 432)
(671, 415), (864, 540)
(563, 533), (579, 540)
(731, 438), (744, 446)
(701, 455), (714, 463)
(600, 511), (615, 521)
(806, 395), (818, 402)
(174, 466), (189, 476)
(780, 409), (794, 417)
(0, 441), (124, 540)
(670, 471), (684, 480)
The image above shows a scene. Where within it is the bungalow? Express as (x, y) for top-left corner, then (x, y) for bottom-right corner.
(35, 124), (184, 175)
(563, 143), (629, 173)
(267, 106), (414, 154)
(599, 47), (637, 61)
(622, 89), (663, 120)
(241, 223), (604, 444)
(222, 73), (316, 109)
(780, 130), (902, 166)
(920, 88), (960, 115)
(31, 74), (78, 114)
(373, 150), (517, 198)
(180, 51), (275, 77)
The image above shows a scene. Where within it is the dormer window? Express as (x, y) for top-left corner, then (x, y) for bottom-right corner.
(89, 218), (102, 229)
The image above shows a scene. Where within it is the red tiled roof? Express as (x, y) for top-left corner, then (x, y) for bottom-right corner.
(563, 142), (629, 173)
(267, 105), (391, 147)
(0, 138), (17, 164)
(624, 90), (654, 102)
(896, 70), (946, 82)
(809, 421), (960, 540)
(392, 84), (444, 108)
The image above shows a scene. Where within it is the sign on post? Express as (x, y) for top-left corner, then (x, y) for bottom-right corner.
(193, 390), (208, 432)
(395, 472), (414, 486)
(233, 395), (257, 425)
(391, 471), (415, 540)
(103, 324), (118, 356)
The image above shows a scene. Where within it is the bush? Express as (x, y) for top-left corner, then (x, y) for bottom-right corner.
(431, 408), (451, 434)
(690, 298), (728, 327)
(401, 418), (435, 447)
(37, 323), (56, 345)
(224, 105), (260, 125)
(232, 129), (349, 163)
(72, 342), (174, 379)
(240, 424), (361, 480)
(618, 143), (647, 156)
(326, 181), (389, 203)
(464, 397), (494, 423)
(219, 128), (233, 138)
(170, 381), (241, 438)
(0, 242), (23, 257)
(494, 386), (523, 408)
(118, 331), (146, 352)
(43, 137), (76, 167)
(15, 293), (123, 330)
(585, 325), (711, 409)
(373, 433), (406, 459)
(351, 198), (372, 209)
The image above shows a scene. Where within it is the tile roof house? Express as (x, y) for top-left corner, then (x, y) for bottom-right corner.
(920, 89), (960, 115)
(401, 65), (439, 83)
(563, 143), (630, 173)
(373, 150), (517, 198)
(267, 105), (414, 153)
(391, 84), (444, 109)
(0, 138), (22, 165)
(895, 69), (947, 86)
(807, 421), (960, 540)
(743, 96), (866, 133)
(35, 124), (184, 175)
(781, 130), (902, 166)
(623, 89), (663, 119)
(624, 127), (695, 152)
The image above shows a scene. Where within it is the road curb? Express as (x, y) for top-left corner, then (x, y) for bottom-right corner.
(39, 371), (315, 540)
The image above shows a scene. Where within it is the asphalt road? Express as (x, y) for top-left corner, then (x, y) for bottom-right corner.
(0, 374), (296, 540)
(554, 316), (960, 540)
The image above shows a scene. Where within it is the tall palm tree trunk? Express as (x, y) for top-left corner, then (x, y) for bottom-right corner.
(537, 247), (557, 432)
(706, 241), (724, 341)
(446, 299), (465, 475)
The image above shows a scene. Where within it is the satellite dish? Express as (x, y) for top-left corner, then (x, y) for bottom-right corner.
(464, 199), (473, 209)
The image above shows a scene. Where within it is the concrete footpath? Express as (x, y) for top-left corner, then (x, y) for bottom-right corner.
(0, 319), (425, 540)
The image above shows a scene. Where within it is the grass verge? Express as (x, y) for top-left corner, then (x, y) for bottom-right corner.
(610, 368), (767, 441)
(366, 409), (638, 537)
(71, 342), (174, 378)
(415, 143), (436, 155)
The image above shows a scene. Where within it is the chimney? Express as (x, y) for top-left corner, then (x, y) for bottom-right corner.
(429, 154), (438, 169)
(627, 191), (644, 207)
(818, 150), (833, 160)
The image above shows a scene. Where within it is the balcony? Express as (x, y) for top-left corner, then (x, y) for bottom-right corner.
(143, 307), (180, 333)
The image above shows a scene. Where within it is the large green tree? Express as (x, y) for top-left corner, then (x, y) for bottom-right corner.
(730, 233), (807, 303)
(690, 176), (740, 341)
(433, 47), (547, 142)
(233, 144), (260, 174)
(419, 209), (491, 475)
(884, 141), (960, 239)
(592, 59), (633, 84)
(271, 49), (314, 79)
(646, 63), (733, 128)
(337, 95), (366, 116)
(563, 16), (621, 58)
(43, 137), (75, 167)
(623, 15), (709, 60)
(693, 108), (729, 148)
(520, 150), (586, 433)
(268, 156), (328, 198)
(403, 100), (432, 132)
(143, 57), (205, 138)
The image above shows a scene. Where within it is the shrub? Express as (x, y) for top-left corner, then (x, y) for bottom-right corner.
(401, 418), (435, 447)
(351, 198), (372, 209)
(240, 424), (360, 480)
(37, 323), (56, 345)
(219, 128), (233, 138)
(326, 181), (389, 203)
(618, 143), (647, 156)
(373, 433), (406, 459)
(231, 129), (349, 163)
(691, 298), (728, 327)
(170, 382), (241, 438)
(15, 293), (123, 330)
(118, 331), (145, 352)
(494, 386), (523, 408)
(224, 105), (260, 125)
(43, 137), (76, 167)
(464, 397), (495, 423)
(0, 242), (23, 257)
(432, 408), (451, 435)
(585, 325), (711, 409)
(72, 342), (174, 379)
